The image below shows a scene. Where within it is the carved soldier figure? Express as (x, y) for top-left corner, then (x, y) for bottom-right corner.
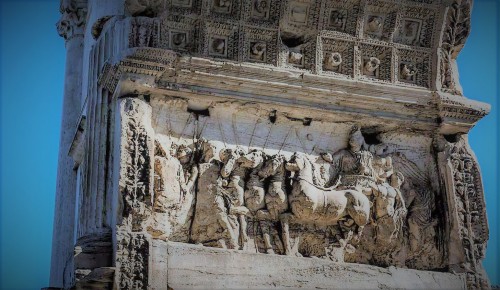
(220, 147), (250, 249)
(191, 139), (239, 249)
(153, 143), (185, 212)
(258, 154), (289, 220)
(404, 187), (436, 255)
(371, 172), (407, 246)
(373, 156), (393, 183)
(240, 149), (276, 253)
(176, 144), (198, 200)
(149, 141), (195, 241)
(174, 144), (199, 241)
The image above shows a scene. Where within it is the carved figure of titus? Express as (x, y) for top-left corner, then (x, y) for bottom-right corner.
(323, 127), (376, 191)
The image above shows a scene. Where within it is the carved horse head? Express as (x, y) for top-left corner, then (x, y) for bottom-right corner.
(259, 154), (286, 179)
(176, 144), (193, 164)
(220, 147), (246, 178)
(198, 138), (217, 162)
(285, 152), (314, 182)
(239, 149), (266, 169)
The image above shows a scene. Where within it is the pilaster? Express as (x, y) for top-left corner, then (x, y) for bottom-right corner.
(49, 0), (87, 288)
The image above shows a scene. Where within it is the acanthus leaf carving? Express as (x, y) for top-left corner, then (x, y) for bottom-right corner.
(120, 97), (154, 231)
(57, 0), (87, 41)
(116, 96), (155, 290)
(439, 0), (472, 95)
(116, 231), (149, 290)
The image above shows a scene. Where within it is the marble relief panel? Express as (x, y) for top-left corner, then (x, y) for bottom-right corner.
(113, 95), (448, 271)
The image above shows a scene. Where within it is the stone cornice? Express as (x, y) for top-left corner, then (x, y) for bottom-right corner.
(97, 47), (488, 134)
(99, 48), (439, 128)
(437, 91), (490, 134)
(57, 0), (88, 41)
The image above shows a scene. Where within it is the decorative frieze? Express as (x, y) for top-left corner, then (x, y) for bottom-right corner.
(437, 135), (490, 289)
(112, 98), (448, 270)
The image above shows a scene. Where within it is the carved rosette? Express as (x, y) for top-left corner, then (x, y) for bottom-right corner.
(57, 0), (87, 41)
(438, 135), (489, 290)
(116, 97), (155, 289)
(116, 0), (465, 90)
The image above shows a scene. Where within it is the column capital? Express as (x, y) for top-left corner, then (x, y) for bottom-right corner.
(56, 0), (88, 41)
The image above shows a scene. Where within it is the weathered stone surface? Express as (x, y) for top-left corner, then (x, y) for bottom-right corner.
(74, 267), (115, 290)
(74, 231), (112, 270)
(151, 241), (466, 290)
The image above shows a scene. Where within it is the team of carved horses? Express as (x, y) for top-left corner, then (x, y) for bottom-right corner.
(219, 148), (371, 255)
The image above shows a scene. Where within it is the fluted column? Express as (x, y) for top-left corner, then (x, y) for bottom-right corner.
(49, 0), (87, 288)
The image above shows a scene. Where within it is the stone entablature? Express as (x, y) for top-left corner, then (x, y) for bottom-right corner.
(98, 46), (489, 133)
(90, 0), (486, 134)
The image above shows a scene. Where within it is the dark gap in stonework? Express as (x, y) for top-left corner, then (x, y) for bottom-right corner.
(443, 134), (459, 143)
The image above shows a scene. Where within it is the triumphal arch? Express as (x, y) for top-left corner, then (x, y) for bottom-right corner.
(50, 0), (491, 289)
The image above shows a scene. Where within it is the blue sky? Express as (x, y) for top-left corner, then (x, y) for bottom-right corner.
(458, 0), (499, 285)
(0, 0), (498, 289)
